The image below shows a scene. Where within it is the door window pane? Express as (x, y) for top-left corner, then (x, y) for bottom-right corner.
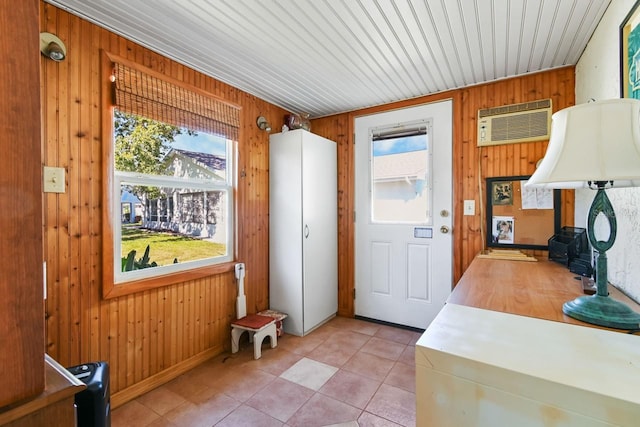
(371, 133), (431, 224)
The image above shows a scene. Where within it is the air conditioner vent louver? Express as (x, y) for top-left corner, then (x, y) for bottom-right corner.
(477, 99), (552, 146)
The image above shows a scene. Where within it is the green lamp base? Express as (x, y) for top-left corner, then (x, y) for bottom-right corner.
(563, 295), (640, 330)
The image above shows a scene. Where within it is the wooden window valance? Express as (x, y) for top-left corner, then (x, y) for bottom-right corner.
(112, 61), (240, 140)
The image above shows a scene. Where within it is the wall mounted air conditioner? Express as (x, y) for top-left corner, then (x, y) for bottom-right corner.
(477, 99), (552, 146)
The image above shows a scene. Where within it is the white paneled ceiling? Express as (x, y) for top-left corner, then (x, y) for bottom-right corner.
(45, 0), (611, 117)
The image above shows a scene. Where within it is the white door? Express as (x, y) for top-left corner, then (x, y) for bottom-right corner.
(355, 100), (453, 329)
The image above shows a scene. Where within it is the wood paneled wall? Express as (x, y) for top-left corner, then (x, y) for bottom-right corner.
(40, 0), (575, 405)
(40, 2), (287, 404)
(312, 68), (575, 317)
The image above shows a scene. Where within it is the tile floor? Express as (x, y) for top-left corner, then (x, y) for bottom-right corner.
(111, 316), (423, 427)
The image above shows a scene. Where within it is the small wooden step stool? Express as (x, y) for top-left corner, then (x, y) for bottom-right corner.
(230, 264), (287, 359)
(231, 313), (277, 359)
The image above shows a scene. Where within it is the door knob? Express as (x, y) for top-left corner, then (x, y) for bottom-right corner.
(440, 225), (450, 234)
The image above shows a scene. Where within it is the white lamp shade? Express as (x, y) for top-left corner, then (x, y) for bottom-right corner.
(526, 99), (640, 189)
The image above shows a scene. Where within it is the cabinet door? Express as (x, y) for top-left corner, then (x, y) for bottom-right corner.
(269, 133), (304, 334)
(302, 134), (338, 333)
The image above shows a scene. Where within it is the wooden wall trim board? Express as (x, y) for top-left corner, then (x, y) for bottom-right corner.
(38, 1), (575, 406)
(0, 0), (46, 408)
(111, 346), (221, 409)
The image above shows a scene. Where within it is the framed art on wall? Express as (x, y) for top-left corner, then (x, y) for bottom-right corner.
(621, 0), (640, 98)
(491, 180), (513, 206)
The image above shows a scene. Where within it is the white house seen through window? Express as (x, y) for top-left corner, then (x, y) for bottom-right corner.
(370, 127), (431, 224)
(113, 109), (234, 284)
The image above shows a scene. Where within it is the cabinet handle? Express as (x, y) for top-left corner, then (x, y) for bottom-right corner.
(304, 225), (310, 238)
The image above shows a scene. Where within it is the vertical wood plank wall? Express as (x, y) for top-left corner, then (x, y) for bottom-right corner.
(0, 0), (45, 407)
(40, 3), (287, 401)
(40, 1), (575, 404)
(312, 69), (575, 317)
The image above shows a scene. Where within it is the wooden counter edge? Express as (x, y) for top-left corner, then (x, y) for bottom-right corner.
(448, 256), (640, 332)
(0, 355), (85, 425)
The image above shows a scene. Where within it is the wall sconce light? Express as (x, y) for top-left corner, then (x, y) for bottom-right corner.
(256, 116), (271, 132)
(40, 32), (67, 62)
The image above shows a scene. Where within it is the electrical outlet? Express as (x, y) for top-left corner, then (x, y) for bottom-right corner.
(463, 200), (475, 216)
(43, 166), (65, 193)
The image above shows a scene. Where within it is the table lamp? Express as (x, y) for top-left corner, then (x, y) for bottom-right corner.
(526, 98), (640, 329)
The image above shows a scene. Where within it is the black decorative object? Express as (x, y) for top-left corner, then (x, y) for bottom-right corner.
(548, 226), (589, 267)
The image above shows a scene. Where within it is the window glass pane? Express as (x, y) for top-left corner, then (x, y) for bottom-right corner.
(371, 133), (431, 224)
(114, 109), (232, 283)
(120, 183), (227, 274)
(114, 110), (228, 179)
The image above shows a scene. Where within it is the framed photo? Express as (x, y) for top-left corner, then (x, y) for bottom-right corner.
(620, 0), (640, 98)
(492, 216), (514, 244)
(491, 181), (513, 206)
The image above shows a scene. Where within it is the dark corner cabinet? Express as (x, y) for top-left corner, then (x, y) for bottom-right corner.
(269, 129), (338, 336)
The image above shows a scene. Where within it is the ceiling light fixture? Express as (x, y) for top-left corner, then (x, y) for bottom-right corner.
(40, 32), (67, 61)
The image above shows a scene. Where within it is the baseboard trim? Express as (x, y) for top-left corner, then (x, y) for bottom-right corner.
(111, 345), (223, 409)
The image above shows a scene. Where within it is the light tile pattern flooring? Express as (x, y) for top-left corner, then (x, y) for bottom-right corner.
(111, 316), (422, 427)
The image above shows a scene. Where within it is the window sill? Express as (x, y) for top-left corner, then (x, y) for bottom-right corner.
(102, 261), (237, 299)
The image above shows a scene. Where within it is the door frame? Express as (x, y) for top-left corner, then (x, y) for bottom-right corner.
(353, 99), (454, 328)
(331, 94), (460, 319)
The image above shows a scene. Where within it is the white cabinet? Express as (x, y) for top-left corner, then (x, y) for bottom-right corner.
(269, 129), (338, 336)
(416, 304), (640, 426)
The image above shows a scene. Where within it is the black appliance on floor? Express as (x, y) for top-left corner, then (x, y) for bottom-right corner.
(67, 361), (111, 427)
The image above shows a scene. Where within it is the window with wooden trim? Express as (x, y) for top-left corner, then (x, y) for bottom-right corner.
(102, 53), (240, 297)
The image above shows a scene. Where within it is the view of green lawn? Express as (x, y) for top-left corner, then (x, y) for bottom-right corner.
(121, 226), (226, 267)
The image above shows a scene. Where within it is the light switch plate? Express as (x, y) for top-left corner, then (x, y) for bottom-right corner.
(463, 200), (475, 216)
(43, 166), (65, 193)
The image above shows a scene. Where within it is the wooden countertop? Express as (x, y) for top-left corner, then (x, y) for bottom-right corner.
(448, 256), (640, 331)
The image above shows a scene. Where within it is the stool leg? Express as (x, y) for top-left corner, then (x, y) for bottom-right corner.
(269, 328), (277, 349)
(252, 328), (267, 359)
(231, 327), (244, 354)
(253, 341), (261, 359)
(252, 323), (276, 359)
